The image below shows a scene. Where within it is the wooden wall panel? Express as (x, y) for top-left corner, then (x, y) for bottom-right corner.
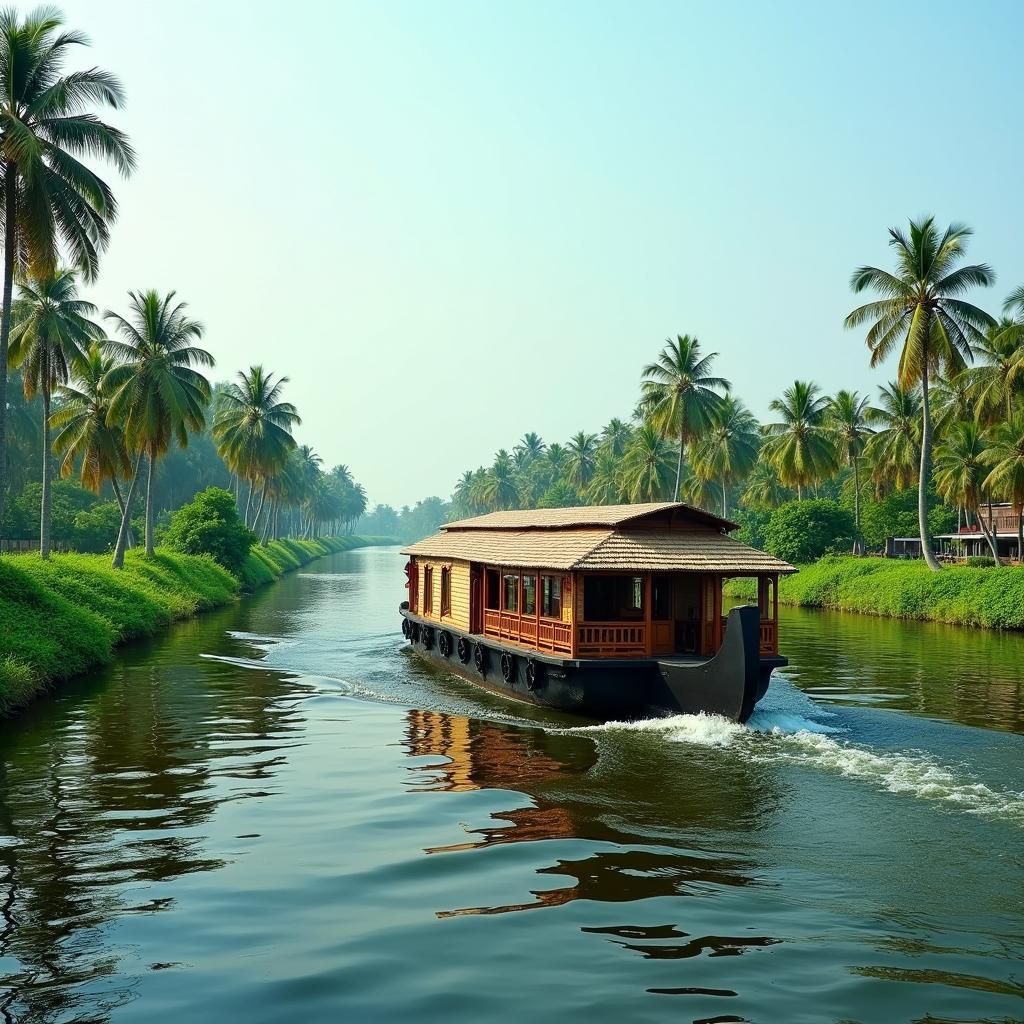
(416, 558), (471, 631)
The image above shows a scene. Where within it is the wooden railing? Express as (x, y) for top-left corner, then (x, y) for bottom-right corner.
(577, 622), (646, 657)
(961, 509), (1018, 535)
(719, 616), (778, 656)
(483, 609), (572, 654)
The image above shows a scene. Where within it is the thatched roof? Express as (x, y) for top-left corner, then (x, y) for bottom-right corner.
(403, 525), (795, 575)
(443, 501), (737, 532)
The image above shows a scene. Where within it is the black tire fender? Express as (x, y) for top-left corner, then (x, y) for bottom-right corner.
(500, 652), (515, 684)
(457, 636), (471, 663)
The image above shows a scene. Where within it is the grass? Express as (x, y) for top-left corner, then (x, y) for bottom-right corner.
(0, 535), (395, 717)
(724, 556), (1024, 630)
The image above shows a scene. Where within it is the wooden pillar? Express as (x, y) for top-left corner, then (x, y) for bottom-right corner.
(643, 573), (653, 657)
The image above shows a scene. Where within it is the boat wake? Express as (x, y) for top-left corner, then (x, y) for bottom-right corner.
(558, 685), (1024, 824)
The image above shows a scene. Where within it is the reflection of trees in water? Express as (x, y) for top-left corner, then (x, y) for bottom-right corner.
(0, 624), (306, 1024)
(403, 709), (779, 924)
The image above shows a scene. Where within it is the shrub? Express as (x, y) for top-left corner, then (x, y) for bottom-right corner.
(859, 489), (957, 552)
(164, 487), (256, 573)
(966, 556), (995, 568)
(762, 499), (855, 564)
(733, 507), (772, 550)
(70, 501), (124, 553)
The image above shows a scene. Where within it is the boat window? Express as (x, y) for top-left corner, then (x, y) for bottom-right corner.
(652, 574), (672, 619)
(541, 575), (562, 618)
(423, 566), (434, 615)
(502, 573), (519, 612)
(440, 567), (451, 617)
(522, 574), (537, 615)
(583, 575), (644, 621)
(485, 569), (500, 609)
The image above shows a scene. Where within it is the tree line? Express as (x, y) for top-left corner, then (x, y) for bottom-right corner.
(0, 9), (366, 563)
(371, 218), (1023, 568)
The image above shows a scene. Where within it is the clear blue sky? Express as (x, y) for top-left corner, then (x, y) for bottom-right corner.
(63, 0), (1024, 507)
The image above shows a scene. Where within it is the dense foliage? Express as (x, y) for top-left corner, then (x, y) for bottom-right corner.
(164, 487), (256, 572)
(725, 557), (1024, 630)
(761, 500), (855, 563)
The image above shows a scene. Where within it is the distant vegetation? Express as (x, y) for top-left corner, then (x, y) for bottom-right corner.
(725, 557), (1024, 630)
(366, 219), (1024, 566)
(0, 9), (367, 563)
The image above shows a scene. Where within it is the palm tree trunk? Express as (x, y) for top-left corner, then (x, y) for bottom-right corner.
(110, 477), (134, 549)
(721, 477), (727, 517)
(40, 380), (52, 559)
(252, 480), (268, 535)
(977, 506), (1001, 564)
(673, 438), (684, 502)
(1017, 504), (1023, 565)
(145, 448), (157, 556)
(0, 164), (16, 536)
(243, 479), (254, 527)
(797, 483), (803, 501)
(261, 500), (274, 543)
(852, 457), (862, 555)
(112, 452), (145, 568)
(918, 368), (941, 571)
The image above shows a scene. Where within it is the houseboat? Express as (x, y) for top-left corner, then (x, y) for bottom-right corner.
(399, 502), (796, 723)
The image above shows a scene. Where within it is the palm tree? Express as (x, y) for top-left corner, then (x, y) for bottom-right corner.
(213, 366), (300, 530)
(640, 335), (729, 500)
(846, 217), (996, 570)
(827, 390), (873, 552)
(934, 420), (1000, 563)
(104, 290), (212, 563)
(864, 382), (922, 494)
(599, 418), (632, 458)
(585, 450), (624, 505)
(8, 268), (101, 555)
(932, 371), (975, 437)
(983, 414), (1024, 562)
(691, 396), (759, 516)
(739, 461), (790, 509)
(452, 470), (475, 518)
(481, 450), (518, 510)
(564, 431), (598, 490)
(50, 342), (132, 514)
(762, 381), (837, 500)
(620, 424), (676, 502)
(0, 8), (134, 525)
(966, 319), (1024, 425)
(514, 432), (546, 467)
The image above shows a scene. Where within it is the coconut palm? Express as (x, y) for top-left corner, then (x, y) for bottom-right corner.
(934, 420), (1000, 563)
(564, 431), (598, 490)
(599, 418), (632, 458)
(864, 382), (922, 495)
(213, 365), (300, 530)
(0, 7), (134, 524)
(640, 335), (729, 500)
(620, 424), (676, 502)
(481, 450), (518, 510)
(104, 290), (212, 563)
(932, 371), (975, 437)
(966, 319), (1024, 425)
(982, 414), (1024, 562)
(691, 396), (759, 516)
(585, 450), (624, 505)
(8, 268), (102, 556)
(739, 461), (790, 509)
(827, 390), (874, 552)
(762, 381), (837, 500)
(50, 343), (132, 517)
(452, 469), (475, 518)
(514, 432), (546, 468)
(846, 217), (996, 570)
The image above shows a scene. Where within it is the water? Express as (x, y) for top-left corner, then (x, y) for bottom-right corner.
(1, 547), (1022, 1023)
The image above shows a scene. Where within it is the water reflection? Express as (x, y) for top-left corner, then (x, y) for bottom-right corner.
(403, 709), (771, 922)
(0, 617), (304, 1024)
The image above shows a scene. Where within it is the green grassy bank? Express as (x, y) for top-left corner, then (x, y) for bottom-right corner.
(0, 536), (394, 717)
(724, 556), (1024, 630)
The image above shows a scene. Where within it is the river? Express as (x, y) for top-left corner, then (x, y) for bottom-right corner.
(1, 546), (1022, 1023)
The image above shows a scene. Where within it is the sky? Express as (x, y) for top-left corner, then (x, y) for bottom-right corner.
(57, 0), (1024, 508)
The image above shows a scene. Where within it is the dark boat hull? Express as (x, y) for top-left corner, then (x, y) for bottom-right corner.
(399, 604), (784, 723)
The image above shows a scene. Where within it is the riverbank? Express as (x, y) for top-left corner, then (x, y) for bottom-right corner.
(0, 536), (393, 716)
(725, 556), (1024, 630)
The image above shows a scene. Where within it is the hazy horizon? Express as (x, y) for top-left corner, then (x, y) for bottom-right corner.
(62, 0), (1024, 508)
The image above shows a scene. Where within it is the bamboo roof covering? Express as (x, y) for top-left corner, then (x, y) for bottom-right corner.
(443, 502), (736, 532)
(403, 526), (795, 574)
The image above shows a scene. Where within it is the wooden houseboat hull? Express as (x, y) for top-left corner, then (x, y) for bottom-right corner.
(400, 603), (784, 723)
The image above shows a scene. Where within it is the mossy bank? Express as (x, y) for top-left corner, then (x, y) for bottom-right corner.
(725, 556), (1024, 630)
(0, 536), (393, 717)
